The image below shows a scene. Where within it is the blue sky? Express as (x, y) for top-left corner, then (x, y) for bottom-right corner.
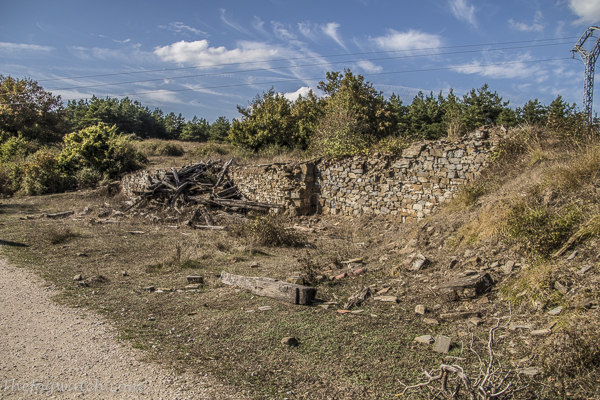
(2, 0), (600, 123)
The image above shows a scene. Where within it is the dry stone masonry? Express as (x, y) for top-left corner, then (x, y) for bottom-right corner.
(121, 131), (499, 222)
(314, 135), (496, 221)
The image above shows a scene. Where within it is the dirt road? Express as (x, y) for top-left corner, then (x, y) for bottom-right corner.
(0, 258), (241, 399)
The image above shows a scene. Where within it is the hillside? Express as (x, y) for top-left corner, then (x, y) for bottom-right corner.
(0, 125), (598, 399)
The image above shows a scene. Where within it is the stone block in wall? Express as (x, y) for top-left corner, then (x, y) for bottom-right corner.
(402, 143), (425, 158)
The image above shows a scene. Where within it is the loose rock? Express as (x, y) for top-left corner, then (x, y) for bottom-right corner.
(414, 335), (434, 344)
(415, 304), (426, 315)
(281, 337), (298, 346)
(433, 336), (451, 353)
(548, 306), (563, 316)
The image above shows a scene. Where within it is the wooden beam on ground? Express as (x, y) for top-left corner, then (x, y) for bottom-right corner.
(220, 271), (317, 305)
(46, 211), (75, 219)
(193, 225), (226, 230)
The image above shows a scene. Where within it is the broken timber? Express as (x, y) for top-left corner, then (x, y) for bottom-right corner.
(220, 271), (316, 305)
(127, 158), (283, 214)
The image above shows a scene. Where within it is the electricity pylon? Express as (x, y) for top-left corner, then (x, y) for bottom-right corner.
(572, 26), (600, 124)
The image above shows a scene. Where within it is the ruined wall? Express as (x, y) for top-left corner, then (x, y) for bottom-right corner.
(314, 137), (495, 222)
(227, 133), (498, 220)
(120, 169), (168, 199)
(230, 162), (317, 216)
(121, 131), (499, 221)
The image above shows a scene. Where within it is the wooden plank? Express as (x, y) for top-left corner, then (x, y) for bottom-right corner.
(214, 158), (233, 189)
(171, 168), (180, 186)
(46, 211), (75, 219)
(193, 225), (226, 230)
(170, 181), (190, 207)
(220, 271), (316, 305)
(214, 185), (238, 198)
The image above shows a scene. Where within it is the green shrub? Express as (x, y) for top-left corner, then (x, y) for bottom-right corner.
(59, 123), (147, 180)
(311, 106), (370, 158)
(506, 202), (583, 257)
(192, 142), (233, 157)
(0, 135), (30, 162)
(139, 140), (185, 156)
(73, 167), (103, 188)
(370, 136), (408, 154)
(21, 149), (71, 195)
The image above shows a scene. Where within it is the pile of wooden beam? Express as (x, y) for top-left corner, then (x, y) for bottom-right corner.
(127, 158), (281, 217)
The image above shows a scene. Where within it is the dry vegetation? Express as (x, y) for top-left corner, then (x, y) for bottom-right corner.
(1, 127), (599, 399)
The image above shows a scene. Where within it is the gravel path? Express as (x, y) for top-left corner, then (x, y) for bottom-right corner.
(0, 258), (241, 399)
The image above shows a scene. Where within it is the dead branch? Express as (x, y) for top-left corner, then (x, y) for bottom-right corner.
(399, 303), (530, 399)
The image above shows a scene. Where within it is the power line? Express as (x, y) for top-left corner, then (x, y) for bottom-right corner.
(55, 56), (572, 101)
(48, 41), (575, 92)
(36, 36), (578, 83)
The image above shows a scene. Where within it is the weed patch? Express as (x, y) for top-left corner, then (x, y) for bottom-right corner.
(45, 226), (78, 245)
(231, 215), (306, 247)
(505, 201), (583, 257)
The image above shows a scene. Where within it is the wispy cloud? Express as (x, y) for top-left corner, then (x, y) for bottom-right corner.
(357, 60), (382, 73)
(253, 17), (268, 36)
(272, 22), (297, 41)
(298, 22), (317, 41)
(219, 9), (250, 35)
(159, 22), (208, 37)
(322, 22), (346, 50)
(67, 45), (156, 63)
(371, 29), (443, 53)
(508, 11), (544, 32)
(449, 0), (477, 27)
(568, 0), (600, 24)
(508, 19), (544, 32)
(154, 40), (279, 68)
(451, 54), (546, 81)
(0, 42), (54, 55)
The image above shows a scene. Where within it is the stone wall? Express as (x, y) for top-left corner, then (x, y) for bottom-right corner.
(314, 136), (495, 222)
(121, 132), (499, 221)
(230, 162), (318, 216)
(121, 168), (169, 199)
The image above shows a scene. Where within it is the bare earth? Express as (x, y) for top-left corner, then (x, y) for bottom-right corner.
(0, 258), (241, 400)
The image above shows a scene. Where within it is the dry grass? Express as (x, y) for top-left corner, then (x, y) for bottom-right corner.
(2, 127), (600, 399)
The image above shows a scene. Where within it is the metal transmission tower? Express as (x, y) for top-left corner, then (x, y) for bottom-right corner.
(572, 26), (600, 124)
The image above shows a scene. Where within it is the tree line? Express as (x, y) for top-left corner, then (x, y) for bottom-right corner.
(0, 75), (230, 144)
(229, 69), (585, 156)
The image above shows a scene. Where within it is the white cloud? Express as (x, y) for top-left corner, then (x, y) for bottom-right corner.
(357, 60), (382, 73)
(569, 0), (600, 24)
(0, 42), (54, 55)
(451, 54), (545, 81)
(449, 0), (477, 27)
(322, 22), (346, 50)
(159, 22), (208, 37)
(371, 29), (443, 53)
(282, 86), (312, 102)
(154, 40), (279, 68)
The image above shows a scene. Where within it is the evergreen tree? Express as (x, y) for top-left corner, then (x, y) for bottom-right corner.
(209, 116), (231, 142)
(179, 117), (210, 142)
